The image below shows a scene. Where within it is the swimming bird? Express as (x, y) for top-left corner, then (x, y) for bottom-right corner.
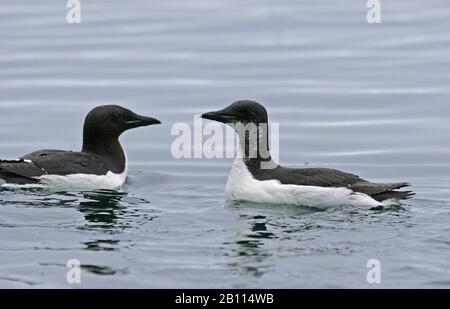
(201, 100), (413, 209)
(0, 105), (161, 191)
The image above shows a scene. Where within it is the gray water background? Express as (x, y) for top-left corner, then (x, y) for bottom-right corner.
(0, 0), (449, 288)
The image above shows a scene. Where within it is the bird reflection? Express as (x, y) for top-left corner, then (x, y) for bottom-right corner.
(226, 202), (318, 278)
(230, 215), (273, 278)
(75, 189), (157, 275)
(0, 187), (154, 276)
(76, 190), (157, 257)
(77, 190), (127, 230)
(77, 190), (158, 230)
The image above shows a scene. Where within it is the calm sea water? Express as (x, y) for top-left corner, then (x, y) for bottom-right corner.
(1, 0), (450, 288)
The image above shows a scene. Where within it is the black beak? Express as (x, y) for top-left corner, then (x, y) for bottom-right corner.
(126, 113), (161, 128)
(201, 109), (236, 123)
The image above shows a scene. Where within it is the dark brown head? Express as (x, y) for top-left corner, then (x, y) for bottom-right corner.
(202, 100), (272, 161)
(201, 100), (268, 126)
(82, 105), (160, 156)
(83, 105), (160, 140)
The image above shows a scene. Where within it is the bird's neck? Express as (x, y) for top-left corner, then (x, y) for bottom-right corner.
(236, 123), (272, 162)
(235, 123), (278, 172)
(82, 136), (126, 173)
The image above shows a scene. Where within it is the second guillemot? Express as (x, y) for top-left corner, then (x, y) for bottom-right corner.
(0, 105), (160, 191)
(202, 100), (414, 209)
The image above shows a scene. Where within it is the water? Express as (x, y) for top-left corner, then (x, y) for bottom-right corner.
(1, 0), (450, 288)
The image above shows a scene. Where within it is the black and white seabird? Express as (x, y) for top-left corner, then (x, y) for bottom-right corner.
(202, 100), (414, 208)
(0, 105), (160, 190)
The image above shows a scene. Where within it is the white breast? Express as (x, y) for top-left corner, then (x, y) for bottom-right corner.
(37, 167), (127, 191)
(225, 157), (383, 209)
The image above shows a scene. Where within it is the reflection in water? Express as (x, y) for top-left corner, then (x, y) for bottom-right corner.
(230, 216), (273, 278)
(80, 264), (125, 276)
(77, 190), (127, 230)
(39, 262), (127, 277)
(83, 239), (120, 251)
(226, 201), (319, 278)
(74, 190), (157, 275)
(0, 187), (80, 208)
(77, 191), (128, 268)
(0, 186), (158, 233)
(225, 201), (413, 279)
(76, 190), (158, 254)
(0, 187), (157, 277)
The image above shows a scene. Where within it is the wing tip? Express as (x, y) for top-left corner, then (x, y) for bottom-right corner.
(402, 190), (415, 199)
(393, 182), (411, 190)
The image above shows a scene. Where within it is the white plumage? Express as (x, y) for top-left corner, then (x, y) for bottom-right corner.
(225, 156), (384, 209)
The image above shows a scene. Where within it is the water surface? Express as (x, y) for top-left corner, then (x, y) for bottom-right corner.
(0, 0), (450, 288)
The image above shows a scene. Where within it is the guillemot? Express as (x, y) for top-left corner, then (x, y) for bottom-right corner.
(0, 105), (160, 191)
(202, 100), (414, 209)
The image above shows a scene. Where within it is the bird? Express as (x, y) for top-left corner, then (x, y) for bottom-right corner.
(201, 100), (414, 209)
(0, 105), (161, 191)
